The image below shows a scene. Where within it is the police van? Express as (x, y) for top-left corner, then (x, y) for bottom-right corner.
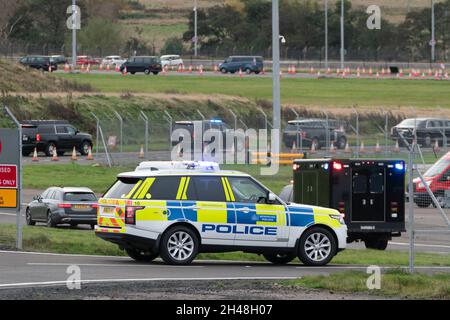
(95, 162), (347, 266)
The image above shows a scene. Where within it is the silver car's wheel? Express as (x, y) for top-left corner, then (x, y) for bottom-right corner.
(304, 232), (332, 262)
(167, 231), (194, 261)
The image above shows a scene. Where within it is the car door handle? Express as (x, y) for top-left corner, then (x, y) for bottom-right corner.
(237, 207), (251, 213)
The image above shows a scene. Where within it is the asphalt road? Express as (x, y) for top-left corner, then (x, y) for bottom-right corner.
(0, 250), (448, 291)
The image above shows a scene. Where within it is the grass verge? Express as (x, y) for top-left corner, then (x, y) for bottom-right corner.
(1, 224), (449, 267)
(284, 270), (450, 299)
(55, 73), (450, 108)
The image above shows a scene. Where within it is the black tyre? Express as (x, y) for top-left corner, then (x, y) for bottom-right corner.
(245, 68), (252, 75)
(126, 248), (159, 262)
(220, 68), (227, 74)
(144, 69), (150, 75)
(130, 71), (136, 75)
(47, 211), (57, 228)
(263, 253), (296, 265)
(57, 151), (65, 156)
(26, 208), (36, 226)
(337, 136), (347, 150)
(80, 141), (92, 156)
(45, 142), (56, 157)
(152, 72), (159, 75)
(160, 226), (199, 265)
(415, 199), (431, 208)
(364, 239), (388, 251)
(255, 71), (260, 75)
(70, 223), (78, 228)
(424, 134), (432, 148)
(22, 150), (31, 157)
(298, 227), (337, 266)
(90, 224), (96, 230)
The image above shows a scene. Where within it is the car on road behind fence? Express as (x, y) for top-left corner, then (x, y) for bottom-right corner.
(95, 163), (347, 266)
(219, 56), (264, 74)
(26, 187), (98, 229)
(391, 117), (450, 148)
(413, 151), (450, 208)
(101, 55), (126, 67)
(50, 55), (68, 65)
(19, 55), (58, 72)
(120, 56), (162, 75)
(21, 120), (93, 157)
(160, 55), (184, 69)
(76, 55), (100, 65)
(283, 119), (347, 149)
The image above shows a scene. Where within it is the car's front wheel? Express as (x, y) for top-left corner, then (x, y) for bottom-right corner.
(160, 226), (199, 265)
(298, 227), (337, 266)
(263, 253), (296, 265)
(26, 208), (36, 226)
(220, 68), (227, 74)
(144, 69), (150, 75)
(126, 248), (159, 262)
(47, 211), (57, 228)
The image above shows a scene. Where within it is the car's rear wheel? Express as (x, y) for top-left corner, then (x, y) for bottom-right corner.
(80, 141), (92, 156)
(298, 227), (336, 266)
(337, 136), (347, 149)
(415, 199), (431, 208)
(26, 208), (35, 226)
(364, 239), (388, 250)
(160, 226), (199, 265)
(220, 68), (227, 74)
(144, 69), (150, 75)
(126, 248), (159, 262)
(47, 211), (57, 228)
(152, 72), (159, 75)
(263, 253), (296, 265)
(245, 68), (252, 75)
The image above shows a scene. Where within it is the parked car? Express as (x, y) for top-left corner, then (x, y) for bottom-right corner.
(21, 120), (93, 157)
(391, 118), (450, 148)
(50, 55), (68, 65)
(219, 56), (264, 74)
(19, 56), (57, 72)
(283, 119), (347, 149)
(26, 187), (98, 229)
(120, 56), (162, 75)
(76, 55), (100, 65)
(413, 151), (450, 208)
(160, 55), (184, 69)
(101, 55), (126, 66)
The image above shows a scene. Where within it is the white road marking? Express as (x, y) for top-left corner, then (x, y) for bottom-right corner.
(294, 266), (450, 270)
(0, 277), (300, 290)
(27, 262), (203, 268)
(0, 250), (131, 259)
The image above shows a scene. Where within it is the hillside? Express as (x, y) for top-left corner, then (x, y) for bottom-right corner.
(0, 59), (92, 93)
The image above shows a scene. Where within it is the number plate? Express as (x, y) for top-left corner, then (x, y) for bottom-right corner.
(73, 205), (91, 210)
(101, 206), (115, 216)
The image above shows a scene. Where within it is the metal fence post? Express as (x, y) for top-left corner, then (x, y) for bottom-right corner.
(91, 112), (100, 157)
(352, 106), (360, 158)
(140, 111), (149, 158)
(113, 110), (123, 153)
(164, 110), (173, 152)
(408, 140), (415, 273)
(227, 109), (238, 163)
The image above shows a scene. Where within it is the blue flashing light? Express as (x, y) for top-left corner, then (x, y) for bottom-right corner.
(323, 163), (329, 171)
(395, 162), (404, 171)
(210, 119), (223, 124)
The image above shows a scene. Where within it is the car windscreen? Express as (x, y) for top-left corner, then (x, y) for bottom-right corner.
(424, 156), (450, 178)
(64, 192), (97, 202)
(398, 119), (423, 127)
(103, 177), (142, 199)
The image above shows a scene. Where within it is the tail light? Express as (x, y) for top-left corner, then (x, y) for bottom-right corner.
(390, 202), (399, 218)
(36, 134), (41, 142)
(333, 161), (343, 171)
(91, 204), (99, 209)
(293, 164), (300, 171)
(125, 206), (144, 225)
(58, 203), (72, 208)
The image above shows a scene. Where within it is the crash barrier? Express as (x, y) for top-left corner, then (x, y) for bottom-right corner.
(251, 152), (306, 165)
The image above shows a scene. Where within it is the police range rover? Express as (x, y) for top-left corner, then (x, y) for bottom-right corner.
(95, 162), (347, 266)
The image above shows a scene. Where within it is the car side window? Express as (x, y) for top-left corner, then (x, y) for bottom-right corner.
(134, 177), (181, 200)
(41, 189), (51, 199)
(191, 176), (226, 202)
(56, 126), (68, 134)
(227, 177), (268, 203)
(66, 126), (76, 135)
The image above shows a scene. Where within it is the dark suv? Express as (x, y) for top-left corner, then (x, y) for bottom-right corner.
(120, 56), (162, 75)
(21, 121), (93, 157)
(391, 118), (450, 148)
(219, 56), (264, 74)
(19, 56), (58, 72)
(283, 119), (347, 149)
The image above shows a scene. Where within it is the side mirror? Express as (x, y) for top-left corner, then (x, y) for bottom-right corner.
(267, 192), (277, 204)
(33, 195), (42, 202)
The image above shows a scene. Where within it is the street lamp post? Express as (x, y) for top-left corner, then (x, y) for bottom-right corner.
(325, 0), (328, 70)
(194, 0), (198, 57)
(72, 0), (77, 72)
(340, 0), (345, 70)
(272, 0), (281, 156)
(431, 0), (436, 63)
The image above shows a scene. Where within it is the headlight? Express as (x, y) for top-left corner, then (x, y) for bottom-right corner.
(330, 214), (345, 225)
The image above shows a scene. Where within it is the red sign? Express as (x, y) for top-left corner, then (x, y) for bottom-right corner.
(0, 165), (17, 189)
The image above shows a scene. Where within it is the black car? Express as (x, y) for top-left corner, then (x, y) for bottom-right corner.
(391, 118), (450, 148)
(19, 55), (58, 72)
(21, 120), (93, 157)
(219, 56), (264, 74)
(26, 187), (98, 229)
(120, 56), (162, 75)
(283, 119), (347, 149)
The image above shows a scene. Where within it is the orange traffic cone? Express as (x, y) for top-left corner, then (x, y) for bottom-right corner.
(86, 146), (94, 160)
(291, 141), (297, 152)
(139, 145), (145, 159)
(64, 63), (70, 72)
(106, 64), (111, 72)
(52, 148), (59, 162)
(32, 148), (39, 162)
(375, 141), (381, 153)
(360, 142), (365, 153)
(71, 147), (78, 161)
(344, 142), (351, 153)
(329, 142), (336, 154)
(393, 140), (400, 153)
(122, 66), (128, 75)
(239, 68), (243, 78)
(99, 64), (103, 71)
(310, 142), (317, 154)
(115, 64), (120, 72)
